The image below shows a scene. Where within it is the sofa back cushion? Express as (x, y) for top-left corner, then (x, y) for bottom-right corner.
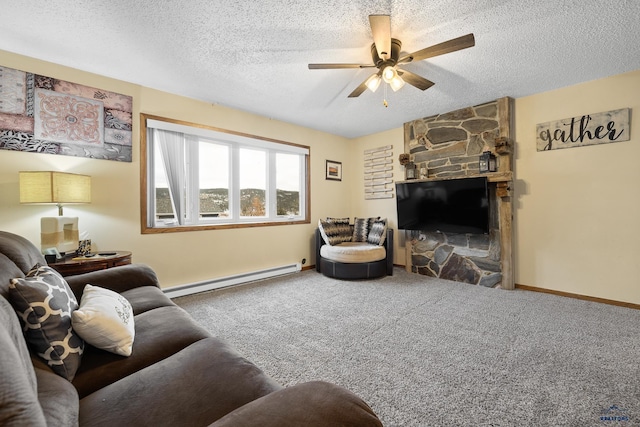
(0, 295), (47, 426)
(0, 253), (24, 301)
(0, 232), (46, 300)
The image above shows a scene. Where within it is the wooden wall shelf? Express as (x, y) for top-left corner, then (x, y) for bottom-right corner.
(396, 171), (512, 185)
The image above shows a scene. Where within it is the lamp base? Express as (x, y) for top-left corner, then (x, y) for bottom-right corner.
(41, 216), (79, 254)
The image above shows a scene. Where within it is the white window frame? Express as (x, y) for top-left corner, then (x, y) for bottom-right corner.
(141, 114), (310, 233)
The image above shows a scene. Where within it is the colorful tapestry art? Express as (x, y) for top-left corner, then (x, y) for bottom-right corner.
(0, 65), (132, 162)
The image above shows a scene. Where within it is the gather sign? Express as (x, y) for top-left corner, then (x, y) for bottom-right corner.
(536, 108), (630, 151)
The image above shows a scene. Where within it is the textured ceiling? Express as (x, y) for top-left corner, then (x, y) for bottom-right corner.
(2, 0), (640, 138)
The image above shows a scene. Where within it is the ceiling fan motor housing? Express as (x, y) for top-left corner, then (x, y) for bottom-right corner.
(371, 38), (402, 68)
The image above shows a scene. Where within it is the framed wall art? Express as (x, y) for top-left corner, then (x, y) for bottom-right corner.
(325, 160), (342, 181)
(0, 65), (133, 162)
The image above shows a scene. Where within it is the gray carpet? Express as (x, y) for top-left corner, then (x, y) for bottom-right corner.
(174, 268), (640, 426)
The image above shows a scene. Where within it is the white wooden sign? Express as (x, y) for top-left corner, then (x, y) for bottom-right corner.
(536, 108), (630, 151)
(364, 145), (394, 199)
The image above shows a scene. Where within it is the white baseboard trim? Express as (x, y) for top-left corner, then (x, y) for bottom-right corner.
(163, 263), (302, 299)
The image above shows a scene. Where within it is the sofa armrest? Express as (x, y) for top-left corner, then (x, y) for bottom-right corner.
(209, 381), (382, 427)
(65, 263), (160, 299)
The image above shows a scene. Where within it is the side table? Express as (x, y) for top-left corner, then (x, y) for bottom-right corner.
(47, 251), (132, 277)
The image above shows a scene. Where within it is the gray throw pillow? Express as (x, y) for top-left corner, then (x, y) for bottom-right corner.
(9, 265), (84, 381)
(352, 217), (370, 242)
(367, 218), (388, 246)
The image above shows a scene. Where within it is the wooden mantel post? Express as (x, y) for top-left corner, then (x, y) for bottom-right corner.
(497, 181), (514, 290)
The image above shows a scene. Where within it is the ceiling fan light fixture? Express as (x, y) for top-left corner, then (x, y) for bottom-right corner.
(389, 75), (405, 92)
(365, 74), (382, 92)
(381, 65), (397, 83)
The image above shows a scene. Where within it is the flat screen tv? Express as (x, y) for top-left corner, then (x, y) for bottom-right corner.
(395, 177), (489, 234)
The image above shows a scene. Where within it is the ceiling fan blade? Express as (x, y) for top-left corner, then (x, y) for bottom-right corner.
(369, 15), (391, 60)
(308, 63), (375, 69)
(348, 79), (369, 98)
(398, 33), (475, 64)
(397, 69), (435, 91)
(348, 70), (383, 98)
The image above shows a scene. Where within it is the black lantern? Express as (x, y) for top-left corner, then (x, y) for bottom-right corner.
(479, 151), (497, 173)
(405, 162), (417, 180)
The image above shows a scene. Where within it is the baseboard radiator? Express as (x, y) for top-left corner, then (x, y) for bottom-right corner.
(163, 263), (302, 299)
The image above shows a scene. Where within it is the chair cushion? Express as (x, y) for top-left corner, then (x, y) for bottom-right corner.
(320, 242), (386, 263)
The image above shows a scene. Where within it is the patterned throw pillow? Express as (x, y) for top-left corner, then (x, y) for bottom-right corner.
(318, 219), (352, 246)
(72, 285), (135, 357)
(367, 216), (380, 232)
(9, 265), (84, 381)
(326, 217), (352, 242)
(326, 217), (350, 225)
(367, 218), (388, 246)
(352, 217), (370, 242)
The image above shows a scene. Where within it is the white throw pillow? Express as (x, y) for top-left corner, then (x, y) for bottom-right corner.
(72, 284), (135, 356)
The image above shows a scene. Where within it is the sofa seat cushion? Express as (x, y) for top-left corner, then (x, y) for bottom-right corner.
(72, 305), (210, 398)
(210, 381), (383, 427)
(79, 337), (282, 426)
(320, 242), (386, 263)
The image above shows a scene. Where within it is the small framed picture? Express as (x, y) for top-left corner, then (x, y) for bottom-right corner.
(325, 160), (342, 181)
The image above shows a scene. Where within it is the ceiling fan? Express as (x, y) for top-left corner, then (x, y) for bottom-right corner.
(308, 15), (475, 99)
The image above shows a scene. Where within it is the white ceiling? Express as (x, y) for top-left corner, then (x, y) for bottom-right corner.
(2, 0), (640, 139)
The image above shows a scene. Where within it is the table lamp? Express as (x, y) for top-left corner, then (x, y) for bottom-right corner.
(19, 171), (91, 254)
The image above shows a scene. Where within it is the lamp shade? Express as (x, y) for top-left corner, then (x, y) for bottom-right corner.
(19, 171), (91, 204)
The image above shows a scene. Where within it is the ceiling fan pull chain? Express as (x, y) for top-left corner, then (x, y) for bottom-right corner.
(383, 84), (388, 108)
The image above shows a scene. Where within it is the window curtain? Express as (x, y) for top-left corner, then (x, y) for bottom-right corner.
(154, 129), (186, 225)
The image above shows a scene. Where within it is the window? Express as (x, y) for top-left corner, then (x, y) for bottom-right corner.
(141, 114), (310, 232)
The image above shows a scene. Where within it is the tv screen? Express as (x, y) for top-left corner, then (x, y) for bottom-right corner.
(395, 177), (489, 234)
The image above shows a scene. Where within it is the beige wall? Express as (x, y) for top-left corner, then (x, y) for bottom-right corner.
(350, 128), (406, 267)
(349, 70), (640, 305)
(0, 49), (353, 289)
(514, 69), (640, 304)
(2, 48), (639, 303)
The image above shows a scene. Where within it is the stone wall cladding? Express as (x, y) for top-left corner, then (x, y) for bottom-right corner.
(410, 230), (502, 288)
(406, 100), (499, 179)
(403, 99), (507, 288)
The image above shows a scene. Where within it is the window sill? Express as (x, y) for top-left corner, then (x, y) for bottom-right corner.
(141, 218), (310, 234)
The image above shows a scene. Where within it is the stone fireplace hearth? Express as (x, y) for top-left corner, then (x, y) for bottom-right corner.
(402, 97), (514, 289)
(410, 229), (502, 287)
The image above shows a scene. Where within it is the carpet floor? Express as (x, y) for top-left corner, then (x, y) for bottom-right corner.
(174, 267), (640, 426)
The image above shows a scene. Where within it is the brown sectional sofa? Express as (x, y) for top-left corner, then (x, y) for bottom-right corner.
(0, 231), (383, 426)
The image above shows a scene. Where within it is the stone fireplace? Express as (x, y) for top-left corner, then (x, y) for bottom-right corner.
(402, 97), (514, 289)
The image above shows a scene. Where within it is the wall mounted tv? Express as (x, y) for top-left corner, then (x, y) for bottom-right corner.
(395, 177), (489, 234)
